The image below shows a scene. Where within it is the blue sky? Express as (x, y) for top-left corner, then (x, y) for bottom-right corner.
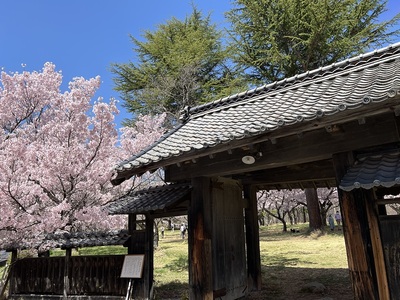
(1, 0), (399, 129)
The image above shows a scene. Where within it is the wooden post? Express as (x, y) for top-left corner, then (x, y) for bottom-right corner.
(243, 184), (262, 291)
(189, 177), (213, 300)
(8, 250), (17, 296)
(144, 214), (154, 299)
(333, 152), (379, 299)
(128, 213), (137, 255)
(364, 190), (390, 299)
(63, 248), (72, 299)
(126, 214), (153, 299)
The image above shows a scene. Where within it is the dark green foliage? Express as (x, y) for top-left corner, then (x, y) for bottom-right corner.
(227, 0), (400, 83)
(112, 7), (246, 126)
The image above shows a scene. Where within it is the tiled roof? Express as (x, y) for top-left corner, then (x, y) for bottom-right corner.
(42, 230), (130, 250)
(2, 230), (130, 251)
(112, 42), (400, 184)
(340, 151), (400, 191)
(107, 183), (191, 215)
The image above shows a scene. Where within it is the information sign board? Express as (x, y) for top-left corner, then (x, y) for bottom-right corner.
(120, 254), (145, 278)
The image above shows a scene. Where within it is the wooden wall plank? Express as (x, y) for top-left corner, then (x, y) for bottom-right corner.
(379, 217), (400, 298)
(220, 179), (246, 299)
(243, 185), (262, 291)
(10, 256), (128, 297)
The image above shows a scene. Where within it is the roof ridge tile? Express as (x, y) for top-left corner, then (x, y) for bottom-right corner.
(186, 42), (400, 118)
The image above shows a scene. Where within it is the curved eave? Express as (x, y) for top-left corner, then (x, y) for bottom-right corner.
(111, 45), (400, 186)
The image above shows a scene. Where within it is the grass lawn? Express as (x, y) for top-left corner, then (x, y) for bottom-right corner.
(153, 223), (352, 299)
(1, 223), (352, 299)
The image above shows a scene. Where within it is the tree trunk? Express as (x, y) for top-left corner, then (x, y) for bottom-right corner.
(166, 218), (172, 230)
(302, 207), (307, 223)
(282, 220), (287, 232)
(305, 188), (323, 230)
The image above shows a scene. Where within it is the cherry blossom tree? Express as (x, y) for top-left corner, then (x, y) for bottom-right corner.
(258, 188), (339, 231)
(0, 63), (165, 250)
(258, 190), (304, 232)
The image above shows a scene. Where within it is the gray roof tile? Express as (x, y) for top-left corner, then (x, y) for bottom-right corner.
(107, 183), (191, 215)
(112, 43), (400, 184)
(340, 152), (400, 191)
(2, 230), (130, 251)
(42, 230), (130, 250)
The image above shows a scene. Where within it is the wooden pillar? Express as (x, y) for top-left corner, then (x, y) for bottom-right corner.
(189, 177), (213, 300)
(364, 190), (390, 299)
(144, 214), (154, 299)
(8, 250), (17, 296)
(243, 184), (262, 291)
(63, 248), (72, 299)
(332, 153), (379, 299)
(128, 213), (138, 254)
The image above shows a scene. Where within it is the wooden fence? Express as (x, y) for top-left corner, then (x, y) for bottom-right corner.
(9, 255), (129, 298)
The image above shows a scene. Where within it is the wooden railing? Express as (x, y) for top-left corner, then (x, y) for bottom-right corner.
(9, 255), (129, 297)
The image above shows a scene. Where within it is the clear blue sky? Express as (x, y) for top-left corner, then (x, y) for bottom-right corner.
(1, 0), (399, 129)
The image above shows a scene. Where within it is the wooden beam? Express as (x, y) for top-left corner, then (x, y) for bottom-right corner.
(237, 159), (335, 186)
(243, 185), (262, 291)
(166, 113), (399, 181)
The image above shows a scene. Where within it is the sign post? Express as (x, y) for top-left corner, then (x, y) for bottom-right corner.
(120, 254), (145, 300)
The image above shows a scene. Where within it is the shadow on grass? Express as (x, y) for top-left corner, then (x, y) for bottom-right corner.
(259, 225), (344, 241)
(261, 254), (302, 267)
(153, 267), (352, 300)
(256, 266), (352, 300)
(165, 254), (188, 271)
(161, 238), (188, 244)
(154, 280), (189, 300)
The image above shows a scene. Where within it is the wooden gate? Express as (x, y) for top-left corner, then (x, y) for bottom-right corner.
(212, 178), (247, 299)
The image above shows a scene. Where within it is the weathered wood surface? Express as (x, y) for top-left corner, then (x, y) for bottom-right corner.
(189, 177), (213, 300)
(211, 178), (247, 299)
(240, 159), (336, 188)
(243, 185), (262, 291)
(365, 192), (390, 300)
(341, 190), (378, 299)
(379, 215), (400, 299)
(189, 177), (247, 300)
(333, 153), (379, 299)
(126, 215), (155, 300)
(9, 255), (128, 297)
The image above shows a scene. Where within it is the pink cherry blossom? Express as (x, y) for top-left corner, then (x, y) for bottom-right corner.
(0, 63), (166, 250)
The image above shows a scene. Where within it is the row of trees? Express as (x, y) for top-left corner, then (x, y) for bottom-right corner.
(258, 189), (339, 231)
